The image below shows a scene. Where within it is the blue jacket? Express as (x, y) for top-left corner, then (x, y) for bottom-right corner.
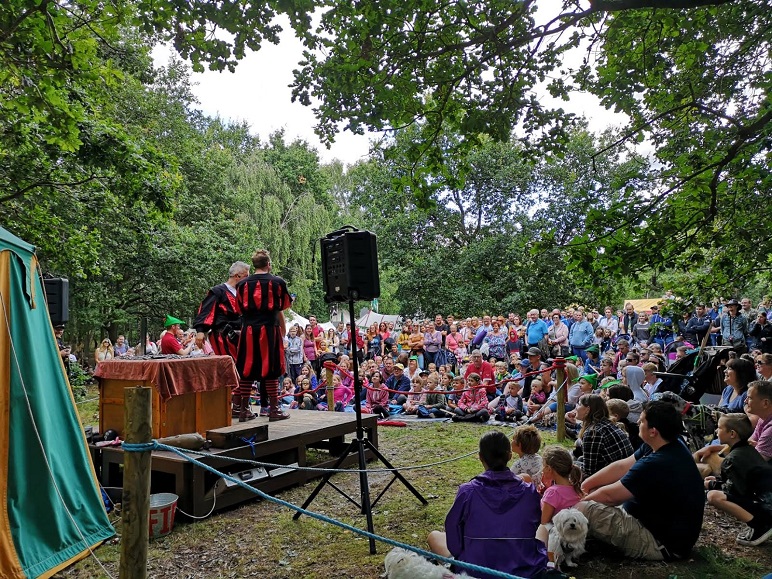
(385, 373), (411, 398)
(569, 320), (594, 349)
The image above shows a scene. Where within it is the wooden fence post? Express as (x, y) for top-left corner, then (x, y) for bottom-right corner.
(555, 358), (566, 442)
(119, 386), (152, 579)
(325, 365), (335, 411)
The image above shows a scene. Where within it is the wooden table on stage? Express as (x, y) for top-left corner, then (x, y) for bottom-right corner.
(94, 356), (237, 439)
(96, 410), (379, 517)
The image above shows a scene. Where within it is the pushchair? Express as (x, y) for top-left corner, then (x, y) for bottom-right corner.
(652, 346), (734, 452)
(653, 346), (732, 403)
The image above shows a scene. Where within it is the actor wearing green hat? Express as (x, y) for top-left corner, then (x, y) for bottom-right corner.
(160, 316), (194, 355)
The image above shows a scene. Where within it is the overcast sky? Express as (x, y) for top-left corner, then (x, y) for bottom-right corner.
(153, 13), (627, 168)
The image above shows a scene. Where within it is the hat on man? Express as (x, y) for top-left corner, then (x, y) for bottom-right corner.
(419, 370), (429, 376)
(585, 344), (600, 354)
(650, 304), (659, 310)
(526, 347), (542, 357)
(519, 359), (531, 367)
(164, 315), (185, 328)
(53, 324), (65, 330)
(725, 298), (741, 307)
(394, 363), (405, 371)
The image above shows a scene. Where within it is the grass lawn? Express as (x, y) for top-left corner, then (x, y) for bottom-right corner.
(62, 395), (771, 578)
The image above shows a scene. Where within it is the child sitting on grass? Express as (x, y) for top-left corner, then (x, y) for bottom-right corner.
(451, 373), (491, 423)
(427, 431), (548, 578)
(705, 413), (772, 546)
(511, 424), (542, 485)
(446, 374), (465, 411)
(403, 376), (425, 414)
(417, 374), (449, 418)
(536, 445), (583, 545)
(492, 382), (525, 422)
(364, 372), (389, 418)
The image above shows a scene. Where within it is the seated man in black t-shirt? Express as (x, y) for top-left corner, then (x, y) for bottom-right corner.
(577, 401), (704, 560)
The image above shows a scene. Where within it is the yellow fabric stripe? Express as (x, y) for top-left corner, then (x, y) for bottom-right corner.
(0, 251), (25, 578)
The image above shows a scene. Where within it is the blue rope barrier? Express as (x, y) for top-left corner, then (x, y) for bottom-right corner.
(123, 441), (477, 474)
(121, 440), (527, 579)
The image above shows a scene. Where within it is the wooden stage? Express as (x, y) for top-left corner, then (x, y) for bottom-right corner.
(94, 410), (379, 517)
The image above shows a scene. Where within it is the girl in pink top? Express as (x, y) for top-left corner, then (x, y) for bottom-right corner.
(535, 445), (583, 546)
(331, 374), (353, 410)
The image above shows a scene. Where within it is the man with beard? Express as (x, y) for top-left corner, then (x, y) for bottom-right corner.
(194, 261), (254, 416)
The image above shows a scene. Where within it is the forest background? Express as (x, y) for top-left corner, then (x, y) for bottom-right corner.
(2, 0), (770, 360)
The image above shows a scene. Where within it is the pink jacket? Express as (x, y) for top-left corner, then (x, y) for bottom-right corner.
(458, 387), (488, 412)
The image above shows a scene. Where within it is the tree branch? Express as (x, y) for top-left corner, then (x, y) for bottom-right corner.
(0, 0), (50, 44)
(0, 174), (100, 204)
(591, 0), (735, 10)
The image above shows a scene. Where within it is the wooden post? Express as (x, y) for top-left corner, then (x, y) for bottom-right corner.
(120, 386), (152, 579)
(555, 358), (566, 442)
(325, 365), (335, 411)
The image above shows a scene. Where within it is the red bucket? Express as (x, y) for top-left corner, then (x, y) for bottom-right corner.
(148, 493), (178, 539)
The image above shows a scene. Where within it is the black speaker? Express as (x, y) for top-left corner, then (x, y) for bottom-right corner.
(44, 277), (69, 325)
(320, 227), (380, 302)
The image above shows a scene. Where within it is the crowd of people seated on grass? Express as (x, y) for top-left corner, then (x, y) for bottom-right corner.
(423, 389), (772, 579)
(276, 300), (772, 556)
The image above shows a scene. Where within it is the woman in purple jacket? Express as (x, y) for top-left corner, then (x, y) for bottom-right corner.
(428, 431), (548, 578)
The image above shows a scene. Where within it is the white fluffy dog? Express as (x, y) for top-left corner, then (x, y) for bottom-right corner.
(548, 508), (588, 569)
(383, 547), (472, 579)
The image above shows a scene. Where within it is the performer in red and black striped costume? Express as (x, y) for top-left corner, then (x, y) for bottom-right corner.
(194, 261), (252, 418)
(193, 261), (249, 359)
(235, 249), (292, 421)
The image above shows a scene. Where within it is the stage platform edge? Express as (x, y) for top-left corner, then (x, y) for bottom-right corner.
(94, 410), (379, 517)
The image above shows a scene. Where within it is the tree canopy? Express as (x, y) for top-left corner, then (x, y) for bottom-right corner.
(3, 0), (771, 354)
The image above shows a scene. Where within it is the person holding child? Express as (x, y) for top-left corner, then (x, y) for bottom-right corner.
(705, 413), (772, 546)
(427, 431), (548, 578)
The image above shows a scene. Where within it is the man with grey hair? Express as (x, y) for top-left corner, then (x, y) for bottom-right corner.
(194, 261), (251, 414)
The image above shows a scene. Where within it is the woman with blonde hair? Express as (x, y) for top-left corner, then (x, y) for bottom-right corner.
(95, 338), (114, 363)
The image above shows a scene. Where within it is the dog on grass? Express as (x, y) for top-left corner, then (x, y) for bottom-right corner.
(548, 508), (588, 569)
(383, 547), (472, 579)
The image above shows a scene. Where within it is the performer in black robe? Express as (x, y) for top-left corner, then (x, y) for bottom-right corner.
(235, 249), (292, 421)
(194, 261), (252, 417)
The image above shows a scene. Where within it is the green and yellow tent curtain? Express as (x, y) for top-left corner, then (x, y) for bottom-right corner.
(0, 227), (113, 578)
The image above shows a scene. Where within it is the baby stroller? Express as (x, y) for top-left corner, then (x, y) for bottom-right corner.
(653, 346), (735, 453)
(652, 391), (723, 452)
(653, 346), (732, 403)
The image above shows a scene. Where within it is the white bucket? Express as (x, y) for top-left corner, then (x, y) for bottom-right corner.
(148, 493), (178, 539)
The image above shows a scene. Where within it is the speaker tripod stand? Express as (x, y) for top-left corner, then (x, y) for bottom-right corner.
(293, 297), (427, 554)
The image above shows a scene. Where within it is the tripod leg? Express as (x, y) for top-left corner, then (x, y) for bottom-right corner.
(293, 438), (359, 521)
(364, 438), (428, 505)
(356, 438), (377, 554)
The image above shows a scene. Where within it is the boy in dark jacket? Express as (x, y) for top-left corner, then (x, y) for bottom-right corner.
(706, 413), (772, 546)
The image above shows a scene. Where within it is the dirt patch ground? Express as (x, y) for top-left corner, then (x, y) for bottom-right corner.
(60, 419), (771, 578)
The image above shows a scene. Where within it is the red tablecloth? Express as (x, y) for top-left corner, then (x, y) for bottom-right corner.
(94, 356), (239, 402)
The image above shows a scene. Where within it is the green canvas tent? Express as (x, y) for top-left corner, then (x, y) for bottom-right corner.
(0, 227), (114, 578)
